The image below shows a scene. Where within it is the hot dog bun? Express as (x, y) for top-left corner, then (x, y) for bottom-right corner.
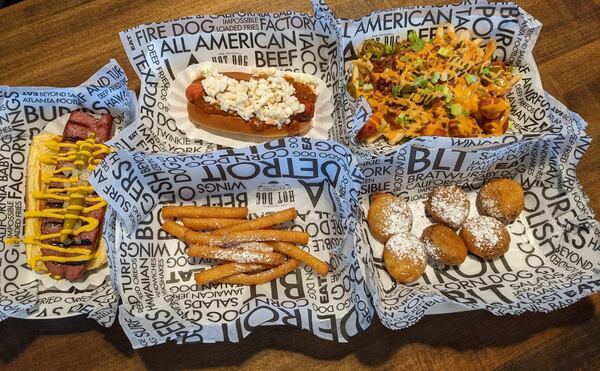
(187, 102), (312, 140)
(25, 133), (107, 275)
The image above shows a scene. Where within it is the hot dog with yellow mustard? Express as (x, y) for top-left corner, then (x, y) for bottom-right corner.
(9, 111), (113, 281)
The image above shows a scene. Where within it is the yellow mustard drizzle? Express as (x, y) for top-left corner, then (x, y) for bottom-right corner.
(45, 185), (96, 194)
(11, 133), (114, 273)
(30, 190), (101, 203)
(29, 254), (96, 267)
(4, 237), (19, 245)
(23, 237), (93, 255)
(42, 174), (79, 183)
(52, 167), (75, 174)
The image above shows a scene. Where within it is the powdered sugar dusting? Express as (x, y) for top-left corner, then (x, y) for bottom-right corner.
(213, 248), (275, 264)
(477, 179), (524, 224)
(428, 186), (469, 229)
(480, 194), (502, 219)
(386, 233), (427, 265)
(422, 239), (442, 265)
(236, 242), (274, 252)
(381, 198), (412, 235)
(482, 197), (497, 209)
(463, 216), (502, 251)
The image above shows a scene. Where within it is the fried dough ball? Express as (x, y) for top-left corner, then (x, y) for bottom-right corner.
(425, 185), (470, 230)
(477, 178), (524, 224)
(421, 224), (467, 265)
(383, 232), (427, 283)
(460, 216), (510, 259)
(368, 193), (413, 243)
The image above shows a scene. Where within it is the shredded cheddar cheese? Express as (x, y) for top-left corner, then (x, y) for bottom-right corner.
(350, 24), (521, 144)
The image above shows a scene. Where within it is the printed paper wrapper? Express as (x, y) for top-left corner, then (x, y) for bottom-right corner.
(313, 0), (588, 160)
(353, 97), (599, 329)
(89, 138), (374, 348)
(119, 9), (344, 153)
(0, 60), (135, 325)
(111, 1), (597, 340)
(167, 61), (334, 148)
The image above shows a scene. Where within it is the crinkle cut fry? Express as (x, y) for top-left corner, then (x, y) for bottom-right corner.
(217, 259), (300, 285)
(162, 205), (248, 219)
(194, 262), (268, 285)
(184, 229), (310, 246)
(161, 219), (190, 240)
(212, 207), (297, 234)
(188, 244), (286, 265)
(181, 217), (247, 230)
(270, 242), (329, 276)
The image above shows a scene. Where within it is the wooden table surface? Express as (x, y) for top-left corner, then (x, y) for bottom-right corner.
(1, 0), (599, 370)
